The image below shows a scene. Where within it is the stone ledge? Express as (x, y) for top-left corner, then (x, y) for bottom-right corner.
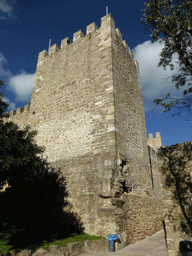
(6, 239), (108, 256)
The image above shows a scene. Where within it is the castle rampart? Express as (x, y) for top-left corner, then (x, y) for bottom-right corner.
(5, 14), (163, 247)
(148, 132), (162, 151)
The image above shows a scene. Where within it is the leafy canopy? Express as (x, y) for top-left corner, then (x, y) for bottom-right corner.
(0, 81), (9, 119)
(142, 0), (192, 117)
(0, 81), (46, 189)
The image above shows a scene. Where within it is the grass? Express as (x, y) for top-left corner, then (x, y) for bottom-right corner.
(0, 222), (106, 255)
(0, 229), (105, 255)
(40, 233), (106, 251)
(0, 188), (106, 255)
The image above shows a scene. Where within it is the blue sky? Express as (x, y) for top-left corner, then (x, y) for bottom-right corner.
(0, 0), (191, 147)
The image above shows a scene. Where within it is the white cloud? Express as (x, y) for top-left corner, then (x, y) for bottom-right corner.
(133, 40), (183, 111)
(0, 0), (17, 20)
(0, 53), (12, 78)
(8, 71), (35, 102)
(0, 52), (35, 104)
(2, 96), (16, 110)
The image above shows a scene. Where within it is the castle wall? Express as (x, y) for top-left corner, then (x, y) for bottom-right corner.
(7, 14), (121, 237)
(6, 14), (164, 246)
(109, 25), (163, 242)
(158, 142), (192, 256)
(148, 132), (162, 151)
(112, 25), (153, 193)
(148, 146), (163, 200)
(29, 15), (116, 163)
(123, 194), (163, 244)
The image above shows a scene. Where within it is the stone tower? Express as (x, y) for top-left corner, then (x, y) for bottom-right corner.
(7, 14), (163, 246)
(148, 132), (162, 151)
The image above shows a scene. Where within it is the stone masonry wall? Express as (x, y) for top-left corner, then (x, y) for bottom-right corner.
(158, 142), (192, 256)
(148, 132), (162, 152)
(123, 194), (163, 244)
(5, 14), (163, 245)
(112, 25), (153, 194)
(148, 146), (163, 201)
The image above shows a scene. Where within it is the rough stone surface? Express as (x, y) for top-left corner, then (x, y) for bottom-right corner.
(4, 13), (163, 246)
(67, 242), (84, 255)
(84, 240), (93, 254)
(46, 245), (69, 256)
(92, 240), (108, 253)
(149, 141), (192, 256)
(17, 250), (32, 256)
(5, 251), (17, 256)
(32, 249), (48, 256)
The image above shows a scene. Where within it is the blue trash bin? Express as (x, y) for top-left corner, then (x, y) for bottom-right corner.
(107, 234), (118, 252)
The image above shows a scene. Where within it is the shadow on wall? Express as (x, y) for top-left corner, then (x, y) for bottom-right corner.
(159, 142), (192, 236)
(0, 167), (84, 251)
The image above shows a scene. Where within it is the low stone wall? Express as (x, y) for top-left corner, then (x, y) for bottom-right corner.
(123, 194), (163, 245)
(158, 141), (192, 256)
(2, 239), (108, 256)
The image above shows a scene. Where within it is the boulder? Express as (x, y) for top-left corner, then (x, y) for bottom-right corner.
(32, 248), (48, 256)
(6, 251), (17, 256)
(84, 240), (93, 253)
(17, 250), (32, 256)
(67, 242), (84, 255)
(47, 245), (69, 256)
(92, 239), (108, 253)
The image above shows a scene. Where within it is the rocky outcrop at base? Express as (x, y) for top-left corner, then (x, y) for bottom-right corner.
(2, 239), (108, 256)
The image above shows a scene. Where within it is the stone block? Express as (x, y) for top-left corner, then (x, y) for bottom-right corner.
(67, 242), (84, 255)
(101, 14), (115, 29)
(122, 40), (128, 50)
(17, 250), (32, 256)
(49, 44), (60, 55)
(111, 198), (124, 207)
(61, 37), (71, 48)
(47, 245), (69, 256)
(92, 239), (108, 253)
(32, 248), (48, 256)
(73, 30), (84, 42)
(98, 207), (114, 217)
(5, 251), (17, 256)
(86, 22), (98, 34)
(84, 240), (93, 253)
(115, 28), (122, 40)
(115, 231), (126, 251)
(38, 50), (48, 61)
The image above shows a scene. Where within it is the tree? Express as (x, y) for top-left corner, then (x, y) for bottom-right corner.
(0, 81), (83, 247)
(142, 0), (192, 117)
(0, 80), (9, 119)
(0, 81), (47, 189)
(0, 82), (84, 250)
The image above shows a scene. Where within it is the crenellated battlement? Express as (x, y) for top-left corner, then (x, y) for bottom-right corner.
(8, 104), (30, 118)
(148, 132), (162, 151)
(37, 14), (132, 64)
(3, 13), (164, 243)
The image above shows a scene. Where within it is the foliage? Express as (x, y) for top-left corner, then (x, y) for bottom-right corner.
(0, 81), (46, 189)
(142, 0), (192, 115)
(0, 81), (84, 255)
(0, 167), (84, 256)
(0, 120), (45, 186)
(41, 233), (106, 252)
(0, 123), (47, 189)
(0, 81), (9, 119)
